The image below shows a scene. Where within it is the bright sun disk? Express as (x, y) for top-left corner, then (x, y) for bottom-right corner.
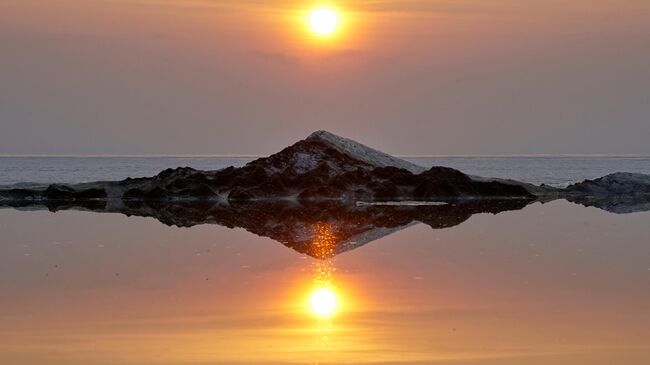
(308, 7), (339, 36)
(310, 287), (338, 317)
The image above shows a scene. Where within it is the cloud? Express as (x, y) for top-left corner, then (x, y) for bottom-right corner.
(249, 50), (299, 66)
(140, 0), (500, 16)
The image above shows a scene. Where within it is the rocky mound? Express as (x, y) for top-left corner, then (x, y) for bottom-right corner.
(0, 131), (533, 203)
(566, 172), (650, 196)
(2, 131), (649, 207)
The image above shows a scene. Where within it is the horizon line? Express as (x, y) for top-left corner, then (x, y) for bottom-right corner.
(1, 153), (649, 158)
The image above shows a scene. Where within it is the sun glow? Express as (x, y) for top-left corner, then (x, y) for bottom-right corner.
(310, 287), (338, 317)
(308, 7), (340, 36)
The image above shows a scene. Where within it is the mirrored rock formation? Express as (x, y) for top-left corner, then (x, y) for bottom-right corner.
(0, 199), (532, 258)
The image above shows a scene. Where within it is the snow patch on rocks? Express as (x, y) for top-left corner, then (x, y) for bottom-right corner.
(307, 130), (426, 174)
(291, 152), (321, 174)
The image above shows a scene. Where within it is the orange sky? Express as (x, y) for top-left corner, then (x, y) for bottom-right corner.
(1, 0), (649, 155)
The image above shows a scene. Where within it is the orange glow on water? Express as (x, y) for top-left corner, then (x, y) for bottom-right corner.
(2, 203), (650, 364)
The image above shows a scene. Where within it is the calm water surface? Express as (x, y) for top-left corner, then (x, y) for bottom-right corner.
(2, 156), (650, 186)
(0, 200), (648, 364)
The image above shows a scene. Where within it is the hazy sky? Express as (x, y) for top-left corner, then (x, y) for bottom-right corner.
(1, 0), (649, 155)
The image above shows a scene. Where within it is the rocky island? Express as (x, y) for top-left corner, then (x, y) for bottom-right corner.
(1, 130), (649, 210)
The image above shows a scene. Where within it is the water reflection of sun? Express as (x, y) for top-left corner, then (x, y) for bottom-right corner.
(310, 287), (338, 317)
(307, 222), (340, 319)
(311, 222), (337, 259)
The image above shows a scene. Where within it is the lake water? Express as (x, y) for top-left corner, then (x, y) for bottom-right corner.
(0, 158), (649, 364)
(2, 156), (650, 187)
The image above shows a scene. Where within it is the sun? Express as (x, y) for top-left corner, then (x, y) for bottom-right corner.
(308, 7), (340, 36)
(309, 287), (338, 317)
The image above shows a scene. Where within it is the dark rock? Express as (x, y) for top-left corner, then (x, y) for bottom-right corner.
(567, 172), (650, 196)
(45, 185), (76, 200)
(74, 188), (107, 200)
(229, 189), (256, 202)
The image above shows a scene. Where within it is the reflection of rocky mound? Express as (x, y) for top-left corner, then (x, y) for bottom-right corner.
(0, 199), (531, 258)
(563, 173), (650, 214)
(567, 196), (650, 214)
(0, 131), (533, 203)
